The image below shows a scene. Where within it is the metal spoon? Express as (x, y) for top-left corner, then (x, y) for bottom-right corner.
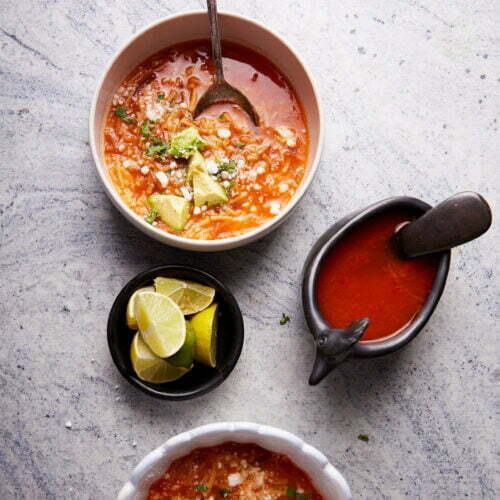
(193, 0), (259, 125)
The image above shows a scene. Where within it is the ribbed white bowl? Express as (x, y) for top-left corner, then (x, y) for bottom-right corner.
(117, 422), (351, 500)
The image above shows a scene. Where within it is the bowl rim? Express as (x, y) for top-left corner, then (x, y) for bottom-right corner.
(302, 196), (451, 357)
(117, 421), (352, 500)
(89, 9), (324, 251)
(107, 264), (244, 400)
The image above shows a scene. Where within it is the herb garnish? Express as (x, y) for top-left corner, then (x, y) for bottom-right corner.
(217, 161), (237, 177)
(219, 488), (230, 497)
(145, 136), (169, 157)
(235, 142), (245, 149)
(140, 119), (154, 138)
(358, 434), (369, 442)
(114, 105), (135, 123)
(145, 208), (158, 224)
(195, 484), (209, 492)
(286, 487), (312, 499)
(157, 92), (165, 102)
(280, 313), (290, 325)
(219, 112), (226, 120)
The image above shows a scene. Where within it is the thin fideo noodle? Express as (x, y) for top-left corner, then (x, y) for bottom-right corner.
(104, 40), (309, 240)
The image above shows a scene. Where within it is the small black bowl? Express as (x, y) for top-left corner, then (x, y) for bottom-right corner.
(107, 265), (244, 400)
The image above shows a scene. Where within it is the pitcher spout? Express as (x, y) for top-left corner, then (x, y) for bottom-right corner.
(308, 318), (370, 385)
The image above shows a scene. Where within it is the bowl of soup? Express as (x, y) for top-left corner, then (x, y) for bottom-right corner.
(117, 422), (351, 499)
(90, 11), (323, 251)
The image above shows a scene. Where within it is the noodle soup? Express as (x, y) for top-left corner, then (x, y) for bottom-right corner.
(104, 41), (308, 240)
(147, 442), (323, 499)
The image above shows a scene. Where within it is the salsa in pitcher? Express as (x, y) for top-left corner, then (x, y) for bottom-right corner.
(316, 209), (440, 341)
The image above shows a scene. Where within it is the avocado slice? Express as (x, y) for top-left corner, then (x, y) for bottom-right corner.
(168, 127), (205, 159)
(192, 171), (228, 207)
(187, 150), (206, 182)
(148, 194), (191, 231)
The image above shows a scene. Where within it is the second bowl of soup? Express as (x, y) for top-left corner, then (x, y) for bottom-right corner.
(90, 11), (323, 251)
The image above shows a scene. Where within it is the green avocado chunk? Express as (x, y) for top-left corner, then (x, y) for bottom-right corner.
(187, 150), (206, 182)
(192, 171), (228, 207)
(167, 320), (196, 368)
(148, 194), (191, 231)
(168, 127), (205, 159)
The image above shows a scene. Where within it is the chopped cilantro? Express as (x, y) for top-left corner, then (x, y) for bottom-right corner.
(280, 313), (290, 325)
(157, 92), (165, 102)
(114, 105), (135, 123)
(358, 434), (369, 442)
(219, 112), (226, 120)
(140, 119), (154, 138)
(286, 488), (312, 499)
(235, 142), (245, 149)
(219, 488), (230, 497)
(145, 136), (169, 157)
(145, 208), (158, 224)
(195, 484), (209, 492)
(217, 161), (237, 176)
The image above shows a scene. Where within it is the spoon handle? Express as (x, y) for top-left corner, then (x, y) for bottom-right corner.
(396, 192), (492, 259)
(207, 0), (224, 83)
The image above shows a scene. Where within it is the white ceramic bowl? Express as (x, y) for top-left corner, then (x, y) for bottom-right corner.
(117, 422), (351, 500)
(89, 10), (323, 251)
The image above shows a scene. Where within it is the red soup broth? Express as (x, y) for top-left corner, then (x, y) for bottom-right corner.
(316, 209), (440, 341)
(147, 442), (323, 500)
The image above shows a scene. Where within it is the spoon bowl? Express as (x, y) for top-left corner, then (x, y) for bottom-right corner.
(194, 0), (259, 125)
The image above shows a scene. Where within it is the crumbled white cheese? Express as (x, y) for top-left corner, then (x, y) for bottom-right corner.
(256, 165), (265, 175)
(222, 180), (231, 188)
(140, 166), (150, 175)
(145, 103), (164, 121)
(269, 200), (281, 215)
(279, 182), (289, 193)
(220, 171), (232, 180)
(201, 205), (207, 211)
(65, 420), (72, 429)
(180, 186), (193, 201)
(155, 171), (168, 187)
(169, 161), (177, 169)
(152, 221), (158, 226)
(217, 128), (231, 139)
(228, 473), (243, 487)
(206, 159), (219, 174)
(179, 102), (187, 108)
(237, 158), (245, 168)
(286, 138), (297, 148)
(193, 206), (201, 215)
(123, 159), (137, 168)
(276, 126), (294, 138)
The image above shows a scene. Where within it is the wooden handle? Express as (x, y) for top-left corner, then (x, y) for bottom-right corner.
(207, 0), (224, 83)
(395, 192), (492, 259)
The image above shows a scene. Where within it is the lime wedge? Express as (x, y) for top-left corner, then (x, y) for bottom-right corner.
(167, 320), (196, 368)
(191, 303), (218, 367)
(130, 332), (190, 383)
(134, 291), (186, 358)
(126, 286), (154, 329)
(154, 277), (215, 315)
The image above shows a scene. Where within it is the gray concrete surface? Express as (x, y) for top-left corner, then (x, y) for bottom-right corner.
(0, 1), (498, 498)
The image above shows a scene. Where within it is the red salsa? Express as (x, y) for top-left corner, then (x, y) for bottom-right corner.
(316, 209), (439, 341)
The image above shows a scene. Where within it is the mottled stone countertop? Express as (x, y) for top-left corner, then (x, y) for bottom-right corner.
(0, 0), (498, 498)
